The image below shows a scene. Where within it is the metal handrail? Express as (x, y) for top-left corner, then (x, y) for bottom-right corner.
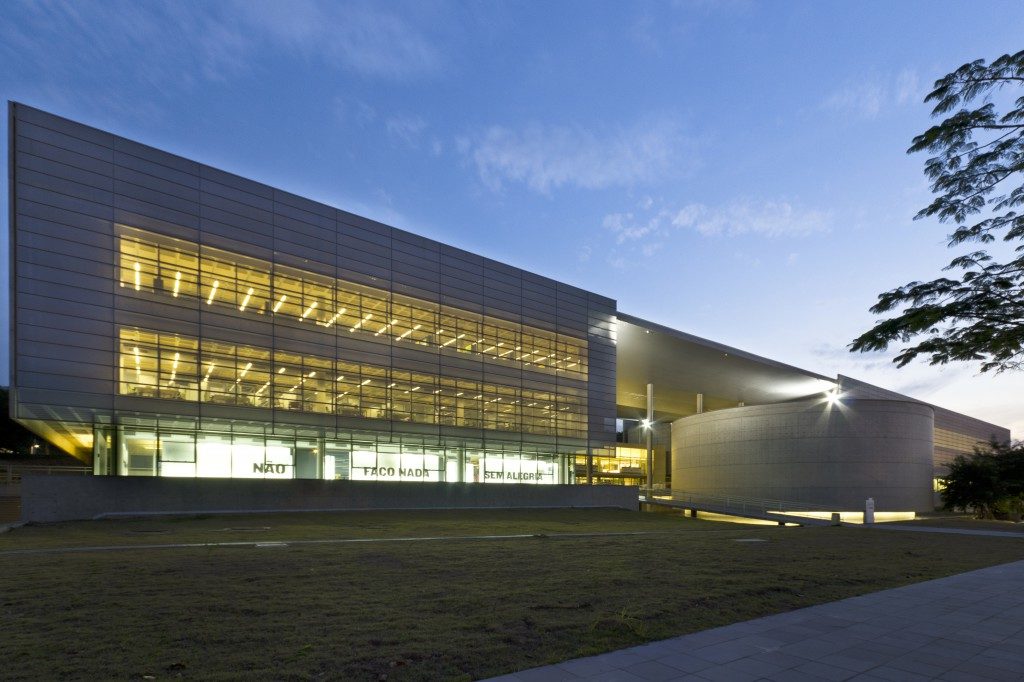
(1, 464), (91, 486)
(643, 488), (836, 515)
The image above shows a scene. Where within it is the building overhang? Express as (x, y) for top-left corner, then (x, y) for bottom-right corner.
(615, 313), (835, 419)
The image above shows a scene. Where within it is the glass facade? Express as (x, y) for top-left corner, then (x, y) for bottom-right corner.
(575, 445), (646, 486)
(106, 424), (570, 483)
(106, 227), (593, 479)
(118, 227), (588, 379)
(117, 326), (586, 437)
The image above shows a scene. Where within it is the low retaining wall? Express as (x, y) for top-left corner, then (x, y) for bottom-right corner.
(19, 475), (639, 523)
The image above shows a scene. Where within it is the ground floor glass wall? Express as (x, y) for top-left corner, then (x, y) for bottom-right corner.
(110, 425), (575, 484)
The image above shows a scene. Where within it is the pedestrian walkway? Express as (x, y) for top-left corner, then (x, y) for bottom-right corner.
(866, 523), (1024, 539)
(487, 559), (1024, 681)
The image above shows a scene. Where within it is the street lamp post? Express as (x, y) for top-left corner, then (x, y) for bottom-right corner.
(645, 382), (653, 497)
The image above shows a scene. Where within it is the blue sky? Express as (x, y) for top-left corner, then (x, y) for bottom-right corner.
(2, 0), (1022, 436)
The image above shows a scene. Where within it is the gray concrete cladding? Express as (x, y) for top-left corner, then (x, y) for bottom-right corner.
(671, 399), (935, 511)
(9, 102), (617, 450)
(838, 375), (1010, 474)
(19, 477), (639, 523)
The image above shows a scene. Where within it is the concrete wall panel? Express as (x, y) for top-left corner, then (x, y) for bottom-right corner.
(671, 399), (935, 511)
(20, 476), (639, 522)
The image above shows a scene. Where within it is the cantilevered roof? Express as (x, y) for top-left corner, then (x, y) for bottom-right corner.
(616, 313), (836, 418)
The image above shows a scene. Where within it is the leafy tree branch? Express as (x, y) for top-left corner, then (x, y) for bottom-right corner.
(851, 50), (1024, 373)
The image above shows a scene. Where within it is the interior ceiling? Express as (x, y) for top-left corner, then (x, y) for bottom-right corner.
(12, 400), (110, 462)
(615, 313), (836, 419)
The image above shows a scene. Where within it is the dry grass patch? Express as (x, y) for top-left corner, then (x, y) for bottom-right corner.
(1, 510), (1023, 680)
(0, 508), (695, 550)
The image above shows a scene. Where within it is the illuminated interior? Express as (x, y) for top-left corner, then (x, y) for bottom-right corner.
(574, 445), (647, 485)
(117, 227), (588, 379)
(108, 426), (570, 483)
(118, 327), (586, 437)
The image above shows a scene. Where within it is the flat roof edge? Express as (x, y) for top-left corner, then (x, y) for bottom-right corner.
(617, 312), (834, 384)
(838, 374), (1011, 434)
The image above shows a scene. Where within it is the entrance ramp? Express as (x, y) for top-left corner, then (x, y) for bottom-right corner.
(642, 490), (839, 526)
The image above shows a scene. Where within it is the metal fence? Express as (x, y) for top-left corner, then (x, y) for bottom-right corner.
(1, 464), (91, 486)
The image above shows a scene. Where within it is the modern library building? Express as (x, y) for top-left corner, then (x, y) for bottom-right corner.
(8, 103), (1011, 513)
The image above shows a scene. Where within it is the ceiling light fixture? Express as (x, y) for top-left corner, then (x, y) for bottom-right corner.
(322, 308), (346, 328)
(350, 313), (373, 332)
(239, 287), (254, 311)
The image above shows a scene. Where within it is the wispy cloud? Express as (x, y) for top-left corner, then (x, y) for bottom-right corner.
(605, 199), (830, 245)
(811, 342), (899, 373)
(334, 96), (379, 126)
(603, 212), (663, 244)
(239, 0), (444, 80)
(672, 200), (831, 237)
(1, 0), (445, 90)
(671, 0), (754, 13)
(385, 114), (428, 147)
(459, 117), (695, 193)
(821, 68), (925, 119)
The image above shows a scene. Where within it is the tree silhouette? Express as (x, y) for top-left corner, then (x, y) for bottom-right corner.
(851, 50), (1024, 372)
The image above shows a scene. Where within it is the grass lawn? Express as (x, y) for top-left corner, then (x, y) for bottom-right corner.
(897, 513), (1024, 533)
(2, 509), (1024, 681)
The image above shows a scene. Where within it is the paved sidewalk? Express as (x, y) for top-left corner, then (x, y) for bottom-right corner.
(487, 560), (1024, 681)
(863, 524), (1024, 539)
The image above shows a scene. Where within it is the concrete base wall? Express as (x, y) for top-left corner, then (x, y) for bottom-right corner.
(19, 475), (639, 523)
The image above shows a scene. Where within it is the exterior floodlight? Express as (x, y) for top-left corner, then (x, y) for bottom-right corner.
(641, 418), (652, 429)
(826, 389), (840, 405)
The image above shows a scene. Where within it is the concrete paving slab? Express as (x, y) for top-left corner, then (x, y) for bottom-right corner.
(619, 660), (684, 681)
(556, 656), (620, 677)
(849, 665), (935, 681)
(969, 653), (1024, 674)
(485, 560), (1024, 681)
(693, 661), (769, 681)
(513, 666), (583, 681)
(790, 660), (859, 680)
(651, 652), (715, 674)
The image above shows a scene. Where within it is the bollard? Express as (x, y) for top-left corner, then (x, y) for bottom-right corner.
(830, 512), (841, 526)
(864, 497), (875, 524)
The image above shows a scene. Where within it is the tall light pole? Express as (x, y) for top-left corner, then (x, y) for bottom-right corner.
(645, 382), (653, 497)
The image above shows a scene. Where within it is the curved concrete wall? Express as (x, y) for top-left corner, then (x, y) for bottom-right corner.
(671, 399), (934, 511)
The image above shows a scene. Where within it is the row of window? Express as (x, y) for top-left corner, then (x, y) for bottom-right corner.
(113, 427), (569, 482)
(119, 328), (588, 438)
(118, 227), (589, 379)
